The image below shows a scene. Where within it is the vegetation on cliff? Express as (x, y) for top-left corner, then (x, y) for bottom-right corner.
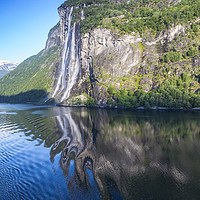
(65, 0), (200, 34)
(0, 47), (60, 102)
(65, 0), (200, 108)
(106, 76), (200, 108)
(1, 0), (200, 108)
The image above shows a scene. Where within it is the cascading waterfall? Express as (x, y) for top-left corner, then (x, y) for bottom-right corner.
(81, 10), (85, 20)
(81, 4), (85, 20)
(60, 22), (80, 102)
(52, 6), (81, 103)
(52, 7), (73, 98)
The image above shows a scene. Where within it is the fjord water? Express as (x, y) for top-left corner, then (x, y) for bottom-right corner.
(1, 104), (200, 200)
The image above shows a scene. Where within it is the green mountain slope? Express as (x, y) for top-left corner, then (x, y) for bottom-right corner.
(0, 46), (60, 102)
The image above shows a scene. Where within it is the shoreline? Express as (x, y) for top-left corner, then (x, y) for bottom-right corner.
(1, 102), (200, 111)
(57, 104), (200, 111)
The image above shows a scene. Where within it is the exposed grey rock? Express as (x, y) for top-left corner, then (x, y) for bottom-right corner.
(171, 0), (182, 5)
(193, 55), (200, 67)
(58, 5), (72, 44)
(48, 4), (187, 104)
(45, 23), (61, 50)
(81, 29), (143, 77)
(145, 24), (185, 45)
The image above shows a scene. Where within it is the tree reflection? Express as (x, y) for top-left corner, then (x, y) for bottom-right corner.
(50, 108), (200, 200)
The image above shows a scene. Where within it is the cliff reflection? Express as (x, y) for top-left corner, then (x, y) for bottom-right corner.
(50, 108), (200, 200)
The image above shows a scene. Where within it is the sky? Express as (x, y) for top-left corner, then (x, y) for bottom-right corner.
(0, 0), (65, 63)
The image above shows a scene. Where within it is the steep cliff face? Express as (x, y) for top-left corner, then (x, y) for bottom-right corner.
(46, 0), (200, 107)
(58, 5), (71, 44)
(50, 5), (82, 103)
(45, 23), (61, 50)
(81, 25), (185, 75)
(44, 4), (73, 50)
(72, 24), (186, 104)
(1, 0), (200, 107)
(81, 29), (143, 77)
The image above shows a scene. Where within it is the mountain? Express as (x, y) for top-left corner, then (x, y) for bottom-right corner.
(1, 0), (200, 108)
(0, 60), (19, 79)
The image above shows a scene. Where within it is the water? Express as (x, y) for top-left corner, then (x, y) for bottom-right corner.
(81, 5), (85, 20)
(52, 7), (73, 98)
(53, 7), (81, 102)
(1, 104), (200, 200)
(61, 22), (81, 102)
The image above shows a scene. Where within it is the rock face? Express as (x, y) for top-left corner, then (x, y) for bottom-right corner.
(45, 23), (61, 50)
(78, 25), (185, 103)
(58, 5), (71, 45)
(81, 24), (185, 76)
(0, 60), (19, 79)
(44, 4), (74, 51)
(145, 24), (185, 45)
(45, 5), (73, 51)
(81, 29), (143, 77)
(48, 3), (188, 104)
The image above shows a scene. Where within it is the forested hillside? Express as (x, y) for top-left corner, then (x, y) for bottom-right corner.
(0, 47), (60, 102)
(1, 0), (200, 108)
(63, 0), (200, 34)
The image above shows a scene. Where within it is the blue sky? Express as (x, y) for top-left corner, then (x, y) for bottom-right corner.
(0, 0), (65, 62)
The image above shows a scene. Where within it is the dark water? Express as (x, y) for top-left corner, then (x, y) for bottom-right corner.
(1, 104), (200, 200)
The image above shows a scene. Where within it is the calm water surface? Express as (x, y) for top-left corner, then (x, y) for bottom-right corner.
(1, 104), (200, 200)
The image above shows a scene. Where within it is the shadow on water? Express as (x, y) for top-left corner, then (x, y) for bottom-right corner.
(48, 108), (200, 200)
(0, 90), (54, 103)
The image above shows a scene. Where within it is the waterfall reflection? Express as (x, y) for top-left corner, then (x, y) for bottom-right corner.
(50, 108), (200, 199)
(50, 111), (84, 167)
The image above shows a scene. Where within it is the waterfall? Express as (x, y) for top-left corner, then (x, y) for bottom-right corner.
(52, 7), (74, 98)
(81, 5), (85, 20)
(60, 22), (80, 102)
(52, 6), (81, 103)
(81, 10), (85, 20)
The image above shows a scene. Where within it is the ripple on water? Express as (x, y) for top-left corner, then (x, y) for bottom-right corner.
(0, 167), (21, 200)
(0, 112), (61, 199)
(0, 134), (62, 200)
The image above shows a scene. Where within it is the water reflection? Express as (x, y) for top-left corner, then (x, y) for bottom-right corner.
(1, 104), (200, 199)
(51, 108), (200, 200)
(51, 112), (84, 165)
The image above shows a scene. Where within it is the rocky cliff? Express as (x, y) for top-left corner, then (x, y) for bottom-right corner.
(1, 0), (200, 108)
(44, 1), (189, 105)
(79, 24), (186, 104)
